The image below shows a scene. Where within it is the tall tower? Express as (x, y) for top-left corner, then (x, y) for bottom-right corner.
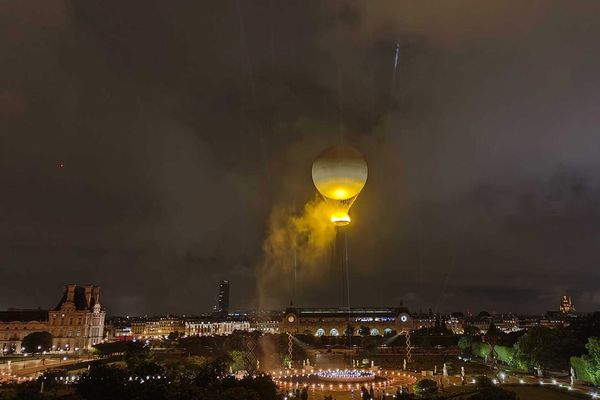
(560, 294), (575, 314)
(217, 280), (230, 314)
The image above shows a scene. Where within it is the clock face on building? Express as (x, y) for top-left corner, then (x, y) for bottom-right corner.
(287, 315), (295, 323)
(400, 315), (408, 323)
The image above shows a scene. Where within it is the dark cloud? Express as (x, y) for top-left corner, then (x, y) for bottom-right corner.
(1, 1), (600, 315)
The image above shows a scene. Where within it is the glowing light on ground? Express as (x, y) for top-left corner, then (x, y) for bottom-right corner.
(317, 369), (375, 383)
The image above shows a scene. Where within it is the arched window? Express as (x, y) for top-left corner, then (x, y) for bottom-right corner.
(330, 328), (339, 336)
(315, 328), (325, 337)
(370, 328), (380, 336)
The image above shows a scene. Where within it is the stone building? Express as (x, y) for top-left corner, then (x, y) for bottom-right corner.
(131, 316), (186, 339)
(0, 284), (105, 353)
(185, 319), (250, 337)
(280, 307), (414, 336)
(0, 309), (49, 354)
(48, 284), (106, 350)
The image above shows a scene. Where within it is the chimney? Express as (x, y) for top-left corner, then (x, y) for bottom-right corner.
(92, 286), (100, 306)
(66, 284), (76, 302)
(84, 286), (93, 308)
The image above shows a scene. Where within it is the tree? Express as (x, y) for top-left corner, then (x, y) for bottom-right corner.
(77, 364), (131, 400)
(301, 387), (308, 400)
(486, 322), (504, 339)
(475, 375), (493, 389)
(13, 389), (46, 400)
(75, 351), (281, 400)
(194, 358), (229, 387)
(223, 332), (247, 353)
(238, 375), (280, 400)
(124, 341), (152, 369)
(37, 369), (68, 396)
(344, 324), (355, 337)
(572, 337), (600, 385)
(463, 325), (480, 336)
(218, 387), (260, 400)
(458, 336), (474, 355)
(92, 341), (128, 355)
(228, 351), (246, 372)
(583, 337), (600, 385)
(361, 336), (378, 353)
(21, 331), (52, 354)
(568, 312), (600, 344)
(413, 379), (438, 398)
(514, 326), (579, 371)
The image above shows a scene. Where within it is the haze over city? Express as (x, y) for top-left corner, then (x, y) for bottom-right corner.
(2, 1), (600, 316)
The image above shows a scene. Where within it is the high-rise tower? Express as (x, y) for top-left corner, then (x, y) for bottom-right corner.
(217, 280), (230, 314)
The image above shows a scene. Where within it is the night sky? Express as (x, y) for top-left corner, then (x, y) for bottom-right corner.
(2, 1), (600, 315)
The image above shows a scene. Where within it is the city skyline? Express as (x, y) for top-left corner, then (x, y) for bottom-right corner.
(2, 2), (600, 315)
(0, 281), (585, 318)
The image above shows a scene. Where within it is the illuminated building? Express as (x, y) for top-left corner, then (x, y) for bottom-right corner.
(49, 284), (105, 350)
(444, 316), (463, 334)
(0, 284), (105, 353)
(131, 316), (186, 339)
(560, 295), (575, 314)
(280, 307), (413, 336)
(185, 319), (250, 336)
(249, 311), (281, 334)
(0, 310), (48, 354)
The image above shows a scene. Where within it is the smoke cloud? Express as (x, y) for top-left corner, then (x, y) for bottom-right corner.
(257, 197), (337, 309)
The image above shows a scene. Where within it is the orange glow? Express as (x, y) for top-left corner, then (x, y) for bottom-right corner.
(330, 212), (351, 226)
(333, 188), (348, 200)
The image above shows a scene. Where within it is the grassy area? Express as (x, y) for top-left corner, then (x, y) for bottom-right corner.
(371, 355), (490, 375)
(506, 385), (589, 400)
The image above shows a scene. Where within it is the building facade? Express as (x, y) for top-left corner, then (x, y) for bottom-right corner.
(279, 307), (414, 336)
(0, 284), (105, 353)
(185, 319), (250, 337)
(48, 285), (106, 350)
(560, 295), (576, 314)
(0, 310), (49, 354)
(131, 316), (186, 339)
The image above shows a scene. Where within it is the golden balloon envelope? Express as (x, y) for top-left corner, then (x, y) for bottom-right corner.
(312, 145), (368, 226)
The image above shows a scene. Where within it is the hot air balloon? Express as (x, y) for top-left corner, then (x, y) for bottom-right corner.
(312, 145), (368, 226)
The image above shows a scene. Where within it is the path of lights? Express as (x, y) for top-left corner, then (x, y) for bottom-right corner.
(271, 369), (416, 392)
(317, 369), (375, 382)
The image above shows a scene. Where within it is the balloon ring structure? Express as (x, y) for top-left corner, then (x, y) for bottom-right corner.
(312, 145), (368, 226)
